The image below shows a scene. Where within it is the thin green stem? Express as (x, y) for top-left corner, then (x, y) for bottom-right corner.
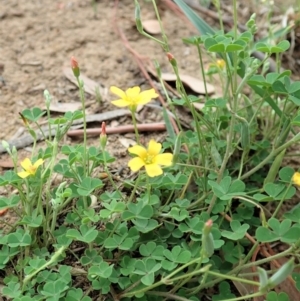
(241, 132), (300, 180)
(131, 111), (140, 144)
(22, 246), (67, 291)
(77, 77), (87, 177)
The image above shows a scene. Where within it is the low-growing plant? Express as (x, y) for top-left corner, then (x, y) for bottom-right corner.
(2, 0), (300, 300)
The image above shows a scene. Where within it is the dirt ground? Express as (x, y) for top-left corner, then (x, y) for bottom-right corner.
(0, 0), (203, 153)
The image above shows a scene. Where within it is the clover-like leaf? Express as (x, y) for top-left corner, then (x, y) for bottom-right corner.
(66, 225), (98, 243)
(76, 177), (103, 196)
(88, 261), (113, 278)
(22, 107), (45, 122)
(221, 220), (249, 240)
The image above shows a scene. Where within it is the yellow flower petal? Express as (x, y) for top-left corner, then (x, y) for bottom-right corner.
(138, 89), (158, 104)
(148, 140), (161, 156)
(110, 86), (126, 99)
(128, 145), (147, 157)
(128, 157), (145, 172)
(33, 159), (44, 169)
(126, 86), (140, 98)
(154, 153), (173, 166)
(292, 172), (300, 186)
(145, 164), (163, 177)
(17, 171), (30, 179)
(20, 158), (32, 171)
(111, 99), (131, 107)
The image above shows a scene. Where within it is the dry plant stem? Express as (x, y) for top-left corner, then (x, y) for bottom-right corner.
(67, 123), (166, 137)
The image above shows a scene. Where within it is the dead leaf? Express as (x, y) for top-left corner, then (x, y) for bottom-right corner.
(63, 67), (108, 101)
(160, 72), (215, 95)
(142, 19), (161, 34)
(48, 101), (82, 113)
(147, 66), (215, 95)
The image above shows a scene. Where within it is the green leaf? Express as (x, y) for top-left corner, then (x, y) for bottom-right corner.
(287, 81), (300, 93)
(174, 0), (215, 36)
(289, 95), (300, 106)
(225, 43), (244, 52)
(264, 183), (285, 198)
(2, 283), (21, 298)
(208, 43), (226, 52)
(284, 207), (300, 223)
(132, 218), (159, 233)
(7, 230), (31, 247)
(255, 42), (270, 52)
(266, 291), (290, 301)
(139, 241), (156, 256)
(0, 195), (20, 210)
(212, 281), (235, 300)
(76, 177), (103, 196)
(80, 250), (103, 266)
(256, 227), (278, 242)
(253, 193), (273, 202)
(279, 167), (294, 182)
(247, 75), (268, 86)
(41, 279), (69, 298)
(88, 262), (113, 278)
(273, 40), (290, 52)
(170, 207), (189, 221)
(22, 107), (45, 122)
(66, 225), (98, 243)
(272, 80), (288, 94)
(221, 221), (249, 240)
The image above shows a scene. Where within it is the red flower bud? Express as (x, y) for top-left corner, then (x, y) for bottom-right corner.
(166, 52), (177, 67)
(101, 122), (106, 136)
(100, 122), (107, 150)
(71, 56), (80, 78)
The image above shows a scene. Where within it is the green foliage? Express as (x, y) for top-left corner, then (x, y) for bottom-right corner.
(2, 1), (300, 301)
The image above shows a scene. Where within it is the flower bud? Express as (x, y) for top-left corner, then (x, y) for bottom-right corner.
(134, 0), (143, 34)
(167, 52), (177, 68)
(202, 219), (214, 257)
(2, 140), (10, 152)
(268, 258), (294, 288)
(100, 122), (107, 150)
(44, 89), (51, 108)
(71, 56), (80, 78)
(257, 267), (268, 293)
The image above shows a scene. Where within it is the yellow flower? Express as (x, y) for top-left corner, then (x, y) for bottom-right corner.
(128, 140), (173, 177)
(18, 158), (44, 178)
(216, 59), (226, 69)
(110, 86), (158, 111)
(292, 172), (300, 186)
(208, 59), (226, 70)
